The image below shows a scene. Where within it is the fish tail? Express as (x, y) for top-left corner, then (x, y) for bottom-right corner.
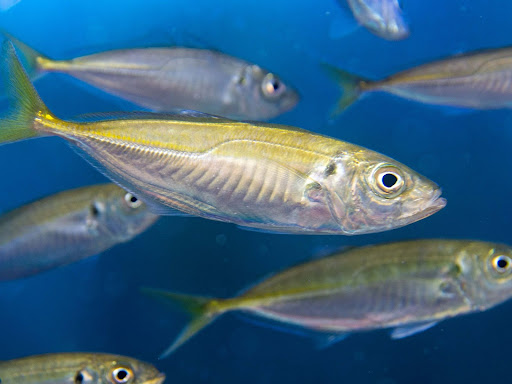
(0, 40), (55, 145)
(1, 30), (49, 78)
(321, 63), (369, 115)
(141, 287), (229, 358)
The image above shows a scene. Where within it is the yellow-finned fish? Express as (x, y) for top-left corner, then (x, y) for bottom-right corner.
(143, 239), (512, 357)
(327, 46), (512, 113)
(0, 183), (158, 281)
(6, 32), (299, 121)
(0, 41), (445, 235)
(0, 352), (165, 384)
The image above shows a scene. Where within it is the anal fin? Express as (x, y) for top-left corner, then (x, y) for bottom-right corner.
(390, 321), (438, 339)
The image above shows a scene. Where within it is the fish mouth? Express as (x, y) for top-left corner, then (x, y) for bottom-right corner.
(145, 373), (166, 384)
(412, 188), (447, 222)
(281, 90), (300, 112)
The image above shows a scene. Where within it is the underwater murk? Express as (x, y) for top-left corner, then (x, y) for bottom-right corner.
(0, 1), (511, 383)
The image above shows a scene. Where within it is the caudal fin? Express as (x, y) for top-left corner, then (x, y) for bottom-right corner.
(322, 63), (369, 115)
(1, 30), (48, 80)
(141, 287), (226, 358)
(0, 40), (51, 145)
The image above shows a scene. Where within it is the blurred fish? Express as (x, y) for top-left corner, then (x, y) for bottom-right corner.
(0, 0), (21, 11)
(0, 184), (158, 281)
(327, 46), (512, 113)
(0, 42), (446, 235)
(340, 0), (409, 40)
(0, 352), (165, 384)
(143, 239), (512, 357)
(6, 32), (299, 120)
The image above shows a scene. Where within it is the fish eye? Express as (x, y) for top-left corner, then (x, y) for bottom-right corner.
(124, 193), (142, 208)
(75, 372), (84, 384)
(371, 164), (405, 198)
(261, 73), (285, 99)
(492, 255), (512, 273)
(111, 367), (133, 384)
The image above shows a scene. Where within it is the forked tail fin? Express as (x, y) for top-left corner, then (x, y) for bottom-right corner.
(0, 40), (53, 145)
(141, 287), (227, 358)
(322, 63), (369, 115)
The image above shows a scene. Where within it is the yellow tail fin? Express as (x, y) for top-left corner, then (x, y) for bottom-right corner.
(0, 40), (52, 145)
(322, 63), (368, 115)
(141, 287), (226, 358)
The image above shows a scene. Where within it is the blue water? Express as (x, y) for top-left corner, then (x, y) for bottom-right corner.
(0, 1), (511, 383)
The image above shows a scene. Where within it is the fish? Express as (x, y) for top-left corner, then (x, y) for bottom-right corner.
(326, 45), (512, 113)
(142, 239), (512, 357)
(0, 41), (445, 235)
(0, 183), (158, 281)
(6, 32), (299, 120)
(341, 0), (409, 40)
(0, 352), (165, 384)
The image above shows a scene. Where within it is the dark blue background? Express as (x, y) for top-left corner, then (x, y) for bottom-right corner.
(0, 1), (511, 383)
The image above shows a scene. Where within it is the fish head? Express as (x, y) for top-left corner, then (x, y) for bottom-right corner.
(94, 185), (159, 241)
(467, 242), (512, 310)
(353, 0), (410, 40)
(327, 152), (446, 234)
(232, 64), (299, 119)
(93, 355), (165, 384)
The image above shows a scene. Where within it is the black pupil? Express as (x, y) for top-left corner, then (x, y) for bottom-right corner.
(90, 204), (100, 217)
(382, 173), (398, 188)
(130, 196), (138, 203)
(270, 79), (279, 91)
(497, 257), (508, 269)
(75, 372), (84, 384)
(117, 370), (128, 381)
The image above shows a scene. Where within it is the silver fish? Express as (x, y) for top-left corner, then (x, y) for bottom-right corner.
(7, 33), (299, 120)
(143, 239), (512, 357)
(0, 352), (165, 384)
(0, 41), (446, 235)
(0, 184), (158, 281)
(327, 46), (512, 113)
(343, 0), (409, 40)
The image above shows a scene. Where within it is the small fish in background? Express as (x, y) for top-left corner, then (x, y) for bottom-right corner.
(339, 0), (410, 40)
(0, 41), (445, 235)
(0, 184), (158, 281)
(0, 352), (166, 384)
(326, 46), (512, 114)
(5, 32), (299, 120)
(143, 239), (512, 357)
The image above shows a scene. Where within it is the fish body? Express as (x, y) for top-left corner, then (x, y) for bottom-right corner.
(0, 183), (158, 281)
(328, 47), (512, 112)
(0, 352), (165, 384)
(0, 42), (445, 235)
(144, 239), (512, 356)
(9, 34), (299, 120)
(344, 0), (409, 40)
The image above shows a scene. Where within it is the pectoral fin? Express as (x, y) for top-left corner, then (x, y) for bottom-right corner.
(390, 321), (439, 339)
